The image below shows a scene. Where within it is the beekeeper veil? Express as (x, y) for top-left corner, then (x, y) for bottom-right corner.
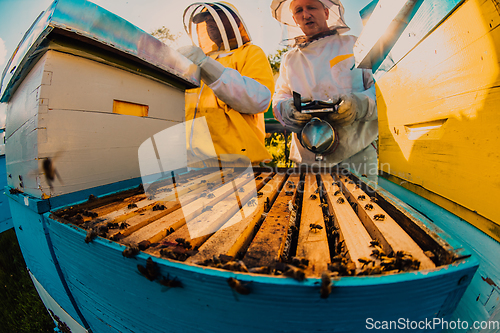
(183, 2), (251, 54)
(270, 0), (349, 45)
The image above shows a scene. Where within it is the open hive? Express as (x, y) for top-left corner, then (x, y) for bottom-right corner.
(51, 168), (458, 288)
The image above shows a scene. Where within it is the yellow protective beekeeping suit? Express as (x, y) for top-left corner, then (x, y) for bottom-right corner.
(185, 43), (274, 165)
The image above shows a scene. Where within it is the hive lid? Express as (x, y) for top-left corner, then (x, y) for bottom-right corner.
(0, 0), (201, 103)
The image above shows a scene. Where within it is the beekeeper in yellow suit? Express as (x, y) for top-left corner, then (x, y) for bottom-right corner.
(178, 2), (274, 166)
(271, 0), (378, 177)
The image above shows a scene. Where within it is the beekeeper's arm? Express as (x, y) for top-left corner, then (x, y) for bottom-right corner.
(178, 45), (273, 114)
(326, 69), (377, 126)
(272, 55), (312, 133)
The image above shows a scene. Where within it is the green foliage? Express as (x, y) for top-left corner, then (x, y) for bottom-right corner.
(267, 47), (289, 75)
(264, 132), (294, 168)
(150, 26), (179, 44)
(0, 229), (55, 333)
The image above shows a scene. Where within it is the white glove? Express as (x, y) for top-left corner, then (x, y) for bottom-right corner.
(177, 45), (225, 85)
(326, 93), (369, 127)
(279, 98), (312, 133)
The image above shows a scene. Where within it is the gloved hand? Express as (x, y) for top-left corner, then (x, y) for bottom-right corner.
(279, 98), (312, 133)
(177, 45), (225, 85)
(326, 93), (368, 127)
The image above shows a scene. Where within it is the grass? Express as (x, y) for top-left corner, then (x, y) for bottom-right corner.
(0, 228), (55, 333)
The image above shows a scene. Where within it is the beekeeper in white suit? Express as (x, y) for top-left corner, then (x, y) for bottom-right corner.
(271, 0), (378, 177)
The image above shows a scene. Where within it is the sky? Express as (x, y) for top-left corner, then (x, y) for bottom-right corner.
(0, 0), (373, 73)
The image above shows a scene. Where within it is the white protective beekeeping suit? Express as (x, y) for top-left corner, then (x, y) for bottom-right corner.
(271, 0), (378, 177)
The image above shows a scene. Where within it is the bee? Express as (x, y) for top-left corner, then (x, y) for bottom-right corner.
(107, 222), (120, 229)
(357, 195), (366, 201)
(334, 190), (341, 196)
(287, 180), (295, 185)
(222, 260), (249, 273)
(42, 155), (64, 191)
(256, 176), (263, 180)
(309, 194), (317, 200)
(320, 203), (328, 209)
(373, 214), (385, 221)
(85, 229), (97, 243)
(364, 203), (374, 211)
(227, 277), (251, 295)
(137, 257), (159, 281)
(165, 188), (173, 192)
(291, 257), (309, 268)
(309, 223), (323, 232)
(320, 271), (332, 299)
(159, 274), (183, 288)
(127, 203), (138, 209)
(122, 245), (140, 258)
(239, 187), (245, 193)
(371, 245), (386, 258)
(9, 188), (23, 195)
(201, 180), (207, 183)
(370, 197), (378, 203)
(361, 174), (368, 178)
(165, 227), (175, 236)
(336, 197), (345, 204)
(264, 197), (271, 211)
(202, 205), (213, 213)
(369, 240), (380, 247)
(257, 191), (263, 198)
(344, 178), (349, 183)
(288, 183), (296, 189)
(283, 265), (306, 282)
(348, 181), (355, 185)
(247, 198), (257, 207)
(199, 192), (207, 197)
(207, 193), (215, 199)
(152, 204), (165, 211)
(138, 240), (151, 250)
(82, 210), (98, 219)
(88, 194), (97, 202)
(249, 266), (272, 274)
(358, 257), (373, 268)
(285, 191), (294, 196)
(120, 222), (129, 229)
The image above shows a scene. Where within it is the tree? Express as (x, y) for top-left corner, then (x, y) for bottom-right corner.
(150, 26), (179, 44)
(267, 47), (289, 75)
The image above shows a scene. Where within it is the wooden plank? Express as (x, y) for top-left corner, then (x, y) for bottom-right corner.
(187, 173), (285, 263)
(243, 174), (301, 268)
(125, 169), (253, 244)
(296, 174), (331, 276)
(147, 174), (272, 258)
(97, 170), (226, 225)
(321, 174), (373, 270)
(337, 174), (435, 270)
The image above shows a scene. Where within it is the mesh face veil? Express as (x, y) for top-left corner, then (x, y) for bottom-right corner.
(270, 0), (349, 45)
(183, 2), (251, 54)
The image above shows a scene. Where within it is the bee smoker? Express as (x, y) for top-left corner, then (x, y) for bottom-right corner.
(293, 92), (340, 161)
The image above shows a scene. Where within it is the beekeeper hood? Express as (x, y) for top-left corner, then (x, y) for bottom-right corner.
(183, 2), (251, 54)
(270, 0), (349, 45)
